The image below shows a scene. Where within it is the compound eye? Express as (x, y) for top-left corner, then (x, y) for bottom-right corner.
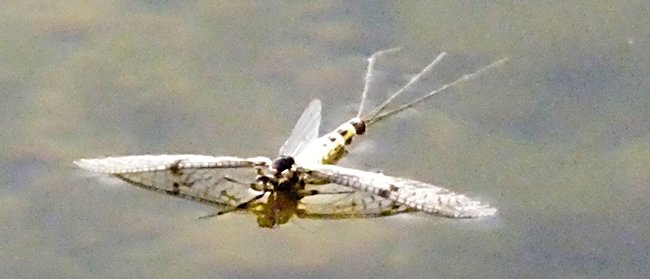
(271, 156), (295, 173)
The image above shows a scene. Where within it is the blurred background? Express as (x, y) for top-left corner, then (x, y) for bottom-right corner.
(1, 1), (648, 278)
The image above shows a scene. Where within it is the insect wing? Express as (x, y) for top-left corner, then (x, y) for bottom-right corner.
(74, 155), (271, 208)
(278, 99), (322, 157)
(300, 164), (497, 218)
(299, 183), (413, 218)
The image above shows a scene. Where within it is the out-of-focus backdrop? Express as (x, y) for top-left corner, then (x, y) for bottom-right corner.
(1, 1), (648, 278)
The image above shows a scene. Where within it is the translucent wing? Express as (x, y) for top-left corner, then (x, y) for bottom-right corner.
(300, 164), (497, 218)
(278, 99), (322, 156)
(74, 155), (272, 207)
(299, 183), (414, 218)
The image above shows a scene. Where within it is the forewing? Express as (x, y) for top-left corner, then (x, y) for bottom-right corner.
(301, 164), (497, 218)
(299, 183), (413, 218)
(278, 99), (322, 156)
(74, 155), (271, 207)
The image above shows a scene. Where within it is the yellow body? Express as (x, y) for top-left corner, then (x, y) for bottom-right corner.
(294, 119), (362, 166)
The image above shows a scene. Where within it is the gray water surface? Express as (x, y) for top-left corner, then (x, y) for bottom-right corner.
(2, 2), (648, 278)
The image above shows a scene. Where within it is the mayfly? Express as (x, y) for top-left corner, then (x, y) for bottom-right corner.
(75, 49), (507, 228)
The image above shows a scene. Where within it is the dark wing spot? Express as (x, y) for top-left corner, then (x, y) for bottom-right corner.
(378, 189), (390, 198)
(169, 160), (183, 176)
(389, 184), (399, 192)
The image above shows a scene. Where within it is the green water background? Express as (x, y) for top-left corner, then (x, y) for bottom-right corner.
(1, 1), (648, 278)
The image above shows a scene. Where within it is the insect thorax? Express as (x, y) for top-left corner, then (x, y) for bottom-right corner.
(256, 156), (305, 195)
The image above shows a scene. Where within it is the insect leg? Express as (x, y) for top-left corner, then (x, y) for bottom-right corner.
(297, 189), (357, 197)
(198, 191), (268, 219)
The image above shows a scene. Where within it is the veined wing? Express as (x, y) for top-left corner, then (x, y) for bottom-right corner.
(299, 164), (497, 218)
(74, 155), (272, 208)
(299, 183), (414, 218)
(278, 99), (322, 157)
